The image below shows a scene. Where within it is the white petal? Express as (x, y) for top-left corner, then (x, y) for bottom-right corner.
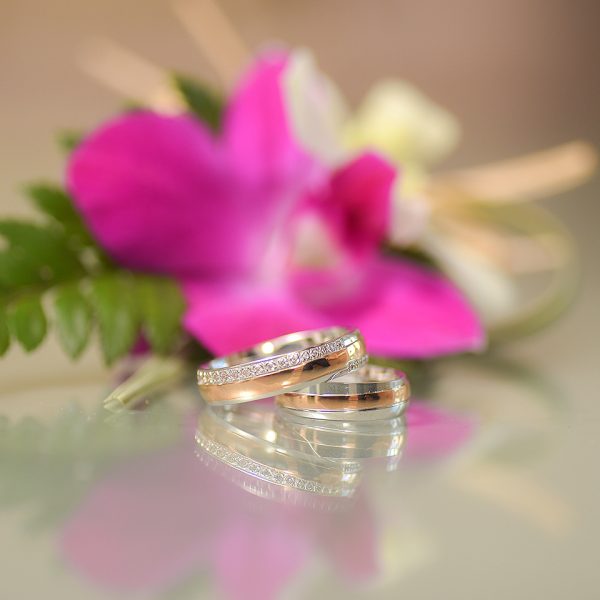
(282, 48), (349, 165)
(344, 80), (460, 166)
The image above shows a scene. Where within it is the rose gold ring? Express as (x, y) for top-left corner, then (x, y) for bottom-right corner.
(276, 365), (410, 420)
(197, 327), (367, 406)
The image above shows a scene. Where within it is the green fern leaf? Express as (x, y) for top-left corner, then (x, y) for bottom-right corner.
(90, 275), (139, 365)
(25, 184), (97, 248)
(172, 73), (223, 131)
(56, 130), (84, 153)
(0, 220), (84, 287)
(7, 295), (47, 352)
(136, 276), (186, 354)
(53, 283), (93, 359)
(0, 305), (10, 356)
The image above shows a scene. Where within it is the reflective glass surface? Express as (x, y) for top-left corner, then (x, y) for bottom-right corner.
(1, 346), (597, 599)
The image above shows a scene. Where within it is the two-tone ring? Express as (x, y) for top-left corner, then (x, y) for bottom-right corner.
(197, 327), (367, 405)
(276, 365), (410, 420)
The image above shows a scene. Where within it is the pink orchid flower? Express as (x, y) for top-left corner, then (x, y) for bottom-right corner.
(67, 52), (483, 358)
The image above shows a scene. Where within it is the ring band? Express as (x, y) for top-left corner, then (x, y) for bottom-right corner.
(197, 327), (367, 405)
(276, 365), (410, 420)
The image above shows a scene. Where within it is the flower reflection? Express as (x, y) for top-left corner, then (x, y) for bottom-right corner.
(60, 408), (376, 598)
(4, 384), (568, 598)
(404, 402), (476, 461)
(0, 361), (576, 598)
(55, 401), (478, 599)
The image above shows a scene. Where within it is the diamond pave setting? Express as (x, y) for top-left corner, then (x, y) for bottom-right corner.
(345, 355), (368, 373)
(197, 335), (354, 386)
(196, 435), (341, 495)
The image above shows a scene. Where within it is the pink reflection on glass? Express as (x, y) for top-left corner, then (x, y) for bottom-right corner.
(404, 402), (477, 460)
(59, 401), (476, 598)
(60, 440), (376, 599)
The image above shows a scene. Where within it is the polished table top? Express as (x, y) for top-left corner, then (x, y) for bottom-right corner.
(0, 312), (598, 600)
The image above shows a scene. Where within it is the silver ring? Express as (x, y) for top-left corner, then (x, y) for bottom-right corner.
(276, 365), (410, 420)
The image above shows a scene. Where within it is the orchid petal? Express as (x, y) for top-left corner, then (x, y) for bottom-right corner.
(224, 51), (320, 189)
(352, 257), (485, 357)
(183, 257), (484, 358)
(344, 80), (460, 166)
(67, 112), (230, 276)
(389, 186), (431, 247)
(182, 280), (329, 356)
(67, 109), (314, 278)
(282, 48), (349, 165)
(313, 152), (397, 259)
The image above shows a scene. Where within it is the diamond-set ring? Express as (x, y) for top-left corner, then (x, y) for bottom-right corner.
(197, 327), (367, 405)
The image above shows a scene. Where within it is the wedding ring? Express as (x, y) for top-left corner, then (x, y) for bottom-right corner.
(276, 365), (410, 420)
(197, 327), (367, 405)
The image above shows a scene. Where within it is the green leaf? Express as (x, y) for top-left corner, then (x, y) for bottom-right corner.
(0, 220), (84, 287)
(26, 184), (113, 270)
(0, 248), (46, 288)
(7, 296), (47, 352)
(90, 275), (139, 365)
(136, 276), (185, 354)
(25, 184), (96, 246)
(172, 74), (223, 131)
(0, 305), (10, 356)
(26, 184), (80, 227)
(385, 244), (439, 270)
(56, 130), (84, 153)
(53, 283), (93, 359)
(122, 101), (146, 113)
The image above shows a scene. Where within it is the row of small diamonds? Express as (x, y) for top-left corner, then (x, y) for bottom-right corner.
(345, 355), (368, 373)
(196, 436), (341, 495)
(198, 336), (350, 386)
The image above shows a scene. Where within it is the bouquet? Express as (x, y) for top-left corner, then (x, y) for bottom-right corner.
(0, 6), (595, 405)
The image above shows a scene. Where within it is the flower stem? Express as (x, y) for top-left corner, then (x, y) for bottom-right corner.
(103, 356), (191, 413)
